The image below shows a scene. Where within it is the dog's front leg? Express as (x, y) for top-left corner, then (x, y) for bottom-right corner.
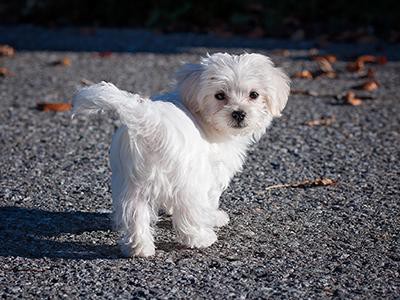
(208, 188), (230, 228)
(172, 189), (217, 249)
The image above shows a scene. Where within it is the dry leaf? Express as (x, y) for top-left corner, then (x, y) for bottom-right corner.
(320, 71), (337, 78)
(315, 57), (334, 73)
(52, 57), (71, 66)
(357, 55), (377, 64)
(304, 115), (336, 127)
(353, 80), (380, 91)
(312, 54), (337, 64)
(358, 80), (379, 91)
(324, 54), (337, 64)
(293, 70), (313, 79)
(356, 55), (387, 65)
(0, 67), (14, 77)
(266, 178), (337, 190)
(347, 61), (364, 72)
(37, 102), (72, 112)
(344, 91), (362, 106)
(0, 45), (15, 57)
(347, 55), (388, 72)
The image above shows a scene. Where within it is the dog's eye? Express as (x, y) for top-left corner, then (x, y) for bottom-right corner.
(215, 92), (226, 101)
(249, 91), (259, 99)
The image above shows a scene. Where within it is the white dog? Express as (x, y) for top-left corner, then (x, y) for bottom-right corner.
(72, 53), (290, 257)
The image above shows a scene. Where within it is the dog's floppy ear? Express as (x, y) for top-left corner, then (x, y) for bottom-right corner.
(175, 63), (204, 112)
(267, 65), (290, 117)
(248, 53), (290, 117)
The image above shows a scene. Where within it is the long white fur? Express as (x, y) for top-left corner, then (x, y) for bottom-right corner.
(72, 53), (290, 257)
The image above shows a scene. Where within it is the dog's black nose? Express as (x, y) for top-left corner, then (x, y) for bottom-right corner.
(232, 110), (246, 122)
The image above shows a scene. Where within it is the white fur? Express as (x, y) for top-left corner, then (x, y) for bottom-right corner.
(72, 53), (290, 257)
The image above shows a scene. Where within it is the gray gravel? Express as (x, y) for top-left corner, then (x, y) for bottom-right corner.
(0, 26), (399, 299)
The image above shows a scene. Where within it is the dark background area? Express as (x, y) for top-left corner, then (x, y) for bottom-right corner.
(1, 0), (400, 42)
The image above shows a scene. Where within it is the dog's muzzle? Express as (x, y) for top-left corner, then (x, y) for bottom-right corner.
(231, 110), (247, 128)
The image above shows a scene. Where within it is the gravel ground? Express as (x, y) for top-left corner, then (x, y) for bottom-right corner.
(0, 26), (399, 299)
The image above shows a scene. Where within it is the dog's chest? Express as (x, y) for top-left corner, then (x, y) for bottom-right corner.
(210, 142), (247, 189)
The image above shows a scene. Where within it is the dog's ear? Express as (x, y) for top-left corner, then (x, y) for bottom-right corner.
(175, 63), (204, 112)
(267, 65), (290, 117)
(246, 53), (290, 117)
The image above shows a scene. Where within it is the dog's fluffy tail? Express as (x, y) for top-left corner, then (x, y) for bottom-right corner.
(72, 81), (146, 124)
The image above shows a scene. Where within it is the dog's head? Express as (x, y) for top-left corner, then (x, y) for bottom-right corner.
(176, 53), (290, 140)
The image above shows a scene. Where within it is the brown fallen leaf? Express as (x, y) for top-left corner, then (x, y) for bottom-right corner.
(347, 61), (364, 72)
(360, 80), (379, 92)
(347, 55), (388, 72)
(293, 70), (313, 79)
(304, 115), (336, 127)
(0, 67), (14, 77)
(315, 57), (334, 73)
(319, 70), (337, 78)
(344, 91), (362, 106)
(37, 102), (72, 112)
(0, 44), (15, 57)
(312, 54), (337, 64)
(357, 55), (377, 64)
(356, 55), (387, 65)
(266, 178), (337, 190)
(51, 57), (71, 66)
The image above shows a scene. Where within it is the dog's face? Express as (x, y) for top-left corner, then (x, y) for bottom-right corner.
(176, 53), (290, 140)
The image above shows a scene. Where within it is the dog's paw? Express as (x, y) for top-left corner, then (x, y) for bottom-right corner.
(135, 244), (156, 257)
(214, 210), (230, 227)
(180, 228), (217, 249)
(120, 242), (155, 257)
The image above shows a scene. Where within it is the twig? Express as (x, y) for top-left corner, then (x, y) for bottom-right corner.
(266, 178), (337, 190)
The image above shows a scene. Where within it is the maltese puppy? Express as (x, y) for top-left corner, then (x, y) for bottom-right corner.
(72, 53), (290, 257)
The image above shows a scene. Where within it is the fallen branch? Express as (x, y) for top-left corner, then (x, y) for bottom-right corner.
(266, 178), (337, 190)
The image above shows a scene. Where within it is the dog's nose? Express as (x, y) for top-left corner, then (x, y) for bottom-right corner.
(232, 110), (246, 122)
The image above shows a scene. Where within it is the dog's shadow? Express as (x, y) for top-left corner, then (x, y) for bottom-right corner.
(0, 206), (121, 260)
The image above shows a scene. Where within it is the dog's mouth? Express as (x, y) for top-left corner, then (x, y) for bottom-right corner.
(231, 122), (248, 129)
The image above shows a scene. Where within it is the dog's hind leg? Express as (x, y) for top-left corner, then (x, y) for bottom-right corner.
(118, 196), (155, 257)
(110, 127), (156, 257)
